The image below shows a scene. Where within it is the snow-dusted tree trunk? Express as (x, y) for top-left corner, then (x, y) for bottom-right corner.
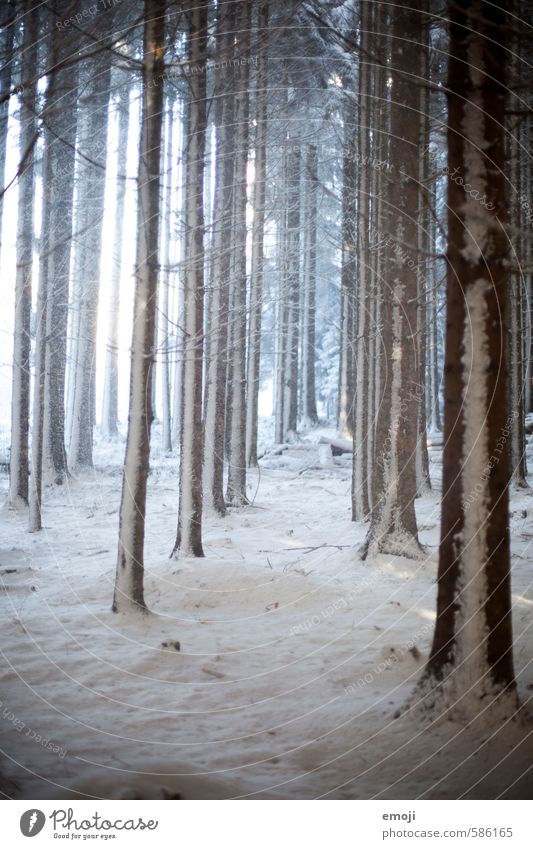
(361, 0), (422, 559)
(203, 0), (235, 513)
(281, 142), (300, 438)
(416, 31), (431, 495)
(301, 143), (319, 428)
(226, 1), (252, 507)
(41, 11), (80, 485)
(171, 98), (187, 449)
(418, 0), (516, 716)
(352, 1), (372, 521)
(0, 1), (15, 265)
(113, 0), (165, 612)
(160, 98), (174, 454)
(173, 0), (208, 556)
(274, 176), (288, 444)
(245, 0), (269, 466)
(69, 59), (111, 471)
(338, 91), (356, 440)
(9, 2), (38, 509)
(102, 78), (130, 439)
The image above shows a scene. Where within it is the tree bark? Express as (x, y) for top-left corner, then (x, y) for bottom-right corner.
(245, 0), (269, 465)
(69, 58), (112, 471)
(102, 77), (130, 439)
(173, 0), (208, 556)
(361, 0), (422, 559)
(419, 0), (516, 717)
(113, 0), (165, 612)
(9, 1), (38, 509)
(226, 0), (252, 506)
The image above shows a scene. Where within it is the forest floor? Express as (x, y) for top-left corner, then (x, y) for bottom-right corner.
(0, 423), (532, 800)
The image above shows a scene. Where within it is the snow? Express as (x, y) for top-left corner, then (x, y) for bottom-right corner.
(0, 425), (532, 800)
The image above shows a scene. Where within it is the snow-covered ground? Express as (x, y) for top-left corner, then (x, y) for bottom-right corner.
(0, 425), (532, 800)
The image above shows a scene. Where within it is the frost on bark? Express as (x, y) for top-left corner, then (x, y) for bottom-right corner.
(41, 5), (80, 485)
(338, 85), (356, 440)
(102, 77), (130, 439)
(159, 96), (174, 454)
(9, 1), (38, 509)
(417, 0), (517, 719)
(69, 57), (111, 472)
(361, 0), (423, 559)
(226, 1), (252, 507)
(282, 143), (301, 439)
(113, 0), (165, 612)
(245, 0), (269, 466)
(0, 0), (15, 265)
(203, 0), (235, 513)
(301, 143), (319, 429)
(352, 0), (372, 522)
(172, 0), (208, 556)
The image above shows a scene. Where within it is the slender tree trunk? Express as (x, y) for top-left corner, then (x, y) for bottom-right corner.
(245, 0), (269, 466)
(301, 143), (319, 428)
(418, 0), (516, 717)
(102, 78), (130, 439)
(41, 8), (80, 485)
(352, 1), (372, 521)
(0, 1), (15, 266)
(339, 89), (356, 440)
(226, 0), (252, 506)
(173, 0), (208, 556)
(160, 98), (174, 454)
(113, 0), (165, 612)
(203, 0), (235, 513)
(282, 142), (300, 438)
(9, 1), (38, 509)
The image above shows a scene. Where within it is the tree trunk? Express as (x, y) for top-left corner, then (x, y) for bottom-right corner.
(226, 0), (252, 507)
(203, 0), (235, 513)
(113, 0), (165, 612)
(0, 1), (15, 265)
(173, 0), (208, 556)
(361, 0), (422, 559)
(282, 143), (301, 438)
(245, 0), (269, 466)
(102, 77), (130, 439)
(9, 1), (38, 509)
(68, 58), (111, 471)
(41, 6), (80, 485)
(160, 97), (174, 454)
(301, 143), (319, 429)
(418, 0), (516, 718)
(352, 0), (372, 521)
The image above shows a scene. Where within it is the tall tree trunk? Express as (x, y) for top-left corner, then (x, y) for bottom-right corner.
(0, 0), (15, 266)
(226, 0), (252, 507)
(361, 0), (422, 559)
(173, 0), (208, 556)
(339, 88), (356, 440)
(69, 59), (111, 471)
(41, 5), (80, 485)
(418, 0), (516, 717)
(9, 1), (38, 509)
(301, 143), (319, 428)
(352, 0), (372, 521)
(203, 0), (235, 513)
(245, 0), (269, 466)
(102, 77), (130, 439)
(113, 0), (165, 612)
(160, 97), (174, 454)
